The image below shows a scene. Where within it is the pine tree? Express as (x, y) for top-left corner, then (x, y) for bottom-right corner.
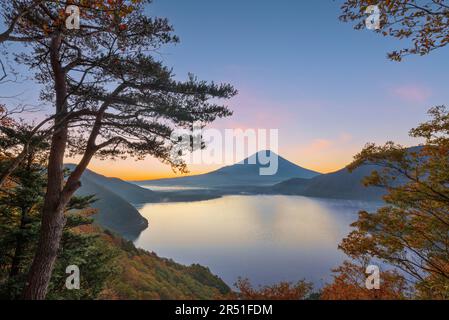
(0, 128), (117, 299)
(0, 0), (236, 298)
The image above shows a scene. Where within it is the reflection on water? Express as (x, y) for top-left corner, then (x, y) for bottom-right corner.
(134, 195), (381, 288)
(137, 185), (208, 192)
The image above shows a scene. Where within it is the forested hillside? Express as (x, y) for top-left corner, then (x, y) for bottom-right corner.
(74, 177), (148, 240)
(93, 227), (231, 300)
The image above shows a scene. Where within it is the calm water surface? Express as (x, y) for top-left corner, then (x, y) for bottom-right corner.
(134, 195), (381, 287)
(135, 184), (208, 192)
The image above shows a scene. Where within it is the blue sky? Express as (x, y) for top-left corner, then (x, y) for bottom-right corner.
(132, 0), (449, 176)
(2, 0), (449, 179)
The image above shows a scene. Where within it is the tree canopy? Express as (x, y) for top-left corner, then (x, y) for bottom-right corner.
(336, 106), (449, 298)
(340, 0), (449, 61)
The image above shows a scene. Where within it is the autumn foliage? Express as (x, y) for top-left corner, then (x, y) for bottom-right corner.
(0, 105), (13, 127)
(321, 261), (409, 300)
(340, 0), (449, 61)
(97, 228), (230, 300)
(18, 0), (144, 35)
(233, 278), (313, 300)
(326, 106), (449, 299)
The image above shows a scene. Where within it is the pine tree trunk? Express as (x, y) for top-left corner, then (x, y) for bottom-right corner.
(20, 207), (66, 299)
(21, 121), (68, 299)
(21, 34), (69, 300)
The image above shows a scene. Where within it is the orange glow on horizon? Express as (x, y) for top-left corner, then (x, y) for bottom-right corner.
(87, 162), (346, 181)
(289, 157), (352, 175)
(88, 167), (212, 181)
(66, 155), (222, 181)
(66, 141), (359, 181)
(66, 155), (350, 181)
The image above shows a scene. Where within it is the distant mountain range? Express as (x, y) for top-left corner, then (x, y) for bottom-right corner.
(67, 164), (225, 239)
(271, 164), (386, 200)
(65, 148), (419, 240)
(135, 150), (321, 188)
(73, 165), (159, 204)
(133, 149), (393, 201)
(66, 147), (421, 241)
(277, 146), (422, 200)
(66, 164), (156, 240)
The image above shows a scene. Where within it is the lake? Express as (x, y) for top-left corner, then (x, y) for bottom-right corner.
(134, 195), (381, 288)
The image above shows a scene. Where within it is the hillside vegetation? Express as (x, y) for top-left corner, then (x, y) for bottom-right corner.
(0, 160), (230, 300)
(95, 227), (231, 300)
(273, 165), (386, 201)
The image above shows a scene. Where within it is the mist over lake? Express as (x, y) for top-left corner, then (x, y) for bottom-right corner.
(134, 195), (382, 288)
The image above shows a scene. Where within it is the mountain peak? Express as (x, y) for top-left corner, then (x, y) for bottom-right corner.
(137, 150), (320, 187)
(239, 149), (280, 165)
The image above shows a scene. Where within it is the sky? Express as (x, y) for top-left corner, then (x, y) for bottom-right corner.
(3, 0), (449, 180)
